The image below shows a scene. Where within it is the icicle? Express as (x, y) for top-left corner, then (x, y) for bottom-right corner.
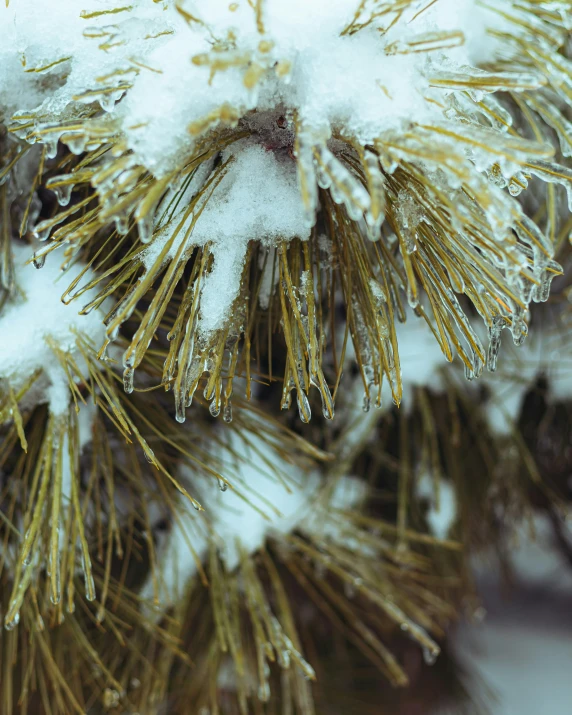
(487, 315), (507, 372)
(313, 143), (371, 221)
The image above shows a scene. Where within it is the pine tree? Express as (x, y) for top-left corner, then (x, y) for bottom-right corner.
(0, 1), (571, 713)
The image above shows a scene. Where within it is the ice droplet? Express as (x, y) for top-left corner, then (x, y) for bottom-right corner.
(297, 391), (311, 423)
(4, 607), (20, 631)
(209, 398), (221, 418)
(53, 184), (73, 207)
(123, 367), (134, 394)
(422, 645), (440, 666)
(32, 252), (46, 270)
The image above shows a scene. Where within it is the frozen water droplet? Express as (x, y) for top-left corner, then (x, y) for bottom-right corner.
(487, 315), (506, 372)
(123, 368), (134, 394)
(137, 215), (154, 244)
(175, 400), (186, 423)
(103, 688), (121, 709)
(344, 581), (356, 599)
(422, 646), (440, 666)
(406, 284), (419, 309)
(142, 448), (156, 465)
(45, 137), (59, 160)
(53, 184), (73, 207)
(114, 214), (129, 235)
(65, 135), (87, 155)
(258, 681), (270, 702)
(5, 609), (20, 630)
(297, 391), (311, 423)
(32, 252), (46, 270)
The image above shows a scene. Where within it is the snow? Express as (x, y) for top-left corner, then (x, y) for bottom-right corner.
(0, 1), (176, 120)
(193, 142), (308, 249)
(416, 471), (457, 540)
(1, 7), (571, 705)
(1, 0), (510, 173)
(141, 141), (308, 336)
(0, 0), (546, 350)
(0, 245), (107, 415)
(454, 515), (572, 715)
(195, 142), (309, 334)
(143, 141), (309, 336)
(141, 428), (366, 611)
(118, 0), (506, 173)
(199, 430), (322, 569)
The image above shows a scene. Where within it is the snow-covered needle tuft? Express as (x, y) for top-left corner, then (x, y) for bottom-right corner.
(1, 0), (569, 419)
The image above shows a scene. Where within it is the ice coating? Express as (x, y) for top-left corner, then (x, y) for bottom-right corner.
(0, 0), (538, 348)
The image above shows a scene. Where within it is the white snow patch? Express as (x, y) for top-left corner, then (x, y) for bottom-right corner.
(141, 429), (367, 611)
(454, 514), (572, 715)
(0, 246), (107, 415)
(1, 1), (509, 170)
(117, 0), (508, 173)
(417, 471), (457, 540)
(1, 1), (177, 120)
(142, 141), (309, 336)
